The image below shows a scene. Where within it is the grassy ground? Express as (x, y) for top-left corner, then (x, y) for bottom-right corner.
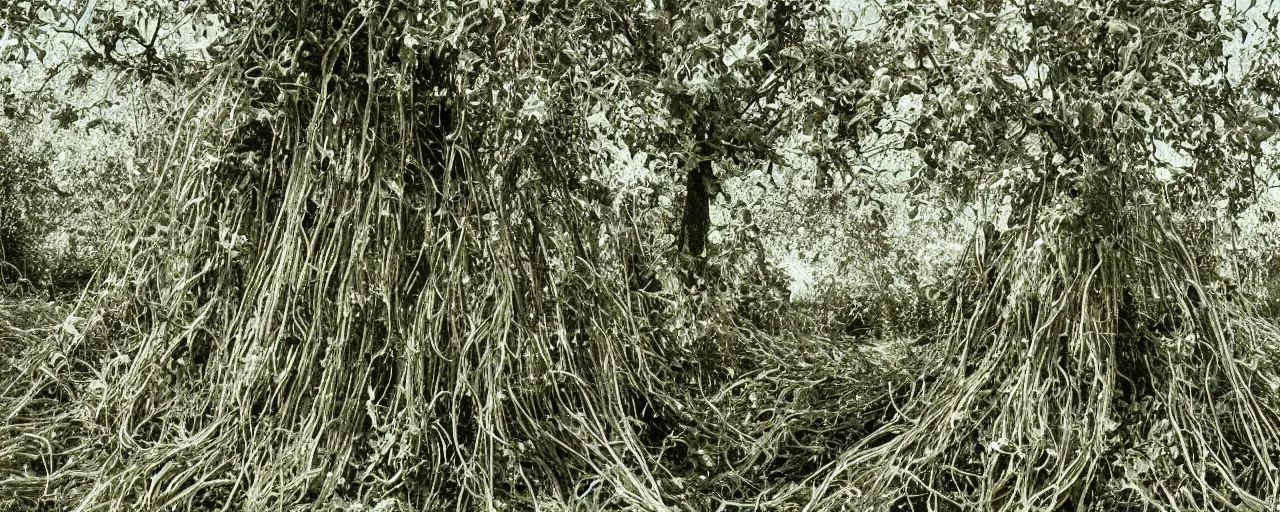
(0, 289), (924, 510)
(4, 274), (1280, 510)
(1, 298), (72, 511)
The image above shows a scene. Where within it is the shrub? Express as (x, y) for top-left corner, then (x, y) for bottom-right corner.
(0, 133), (54, 292)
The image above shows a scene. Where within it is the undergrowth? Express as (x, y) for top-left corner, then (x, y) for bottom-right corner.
(783, 198), (1280, 511)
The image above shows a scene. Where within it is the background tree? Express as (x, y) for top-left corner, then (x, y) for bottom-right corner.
(0, 2), (160, 298)
(563, 1), (896, 287)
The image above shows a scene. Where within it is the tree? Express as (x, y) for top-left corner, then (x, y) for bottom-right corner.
(564, 1), (891, 288)
(0, 0), (875, 509)
(792, 1), (1280, 510)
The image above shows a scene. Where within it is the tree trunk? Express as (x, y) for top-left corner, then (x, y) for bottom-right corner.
(680, 150), (714, 286)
